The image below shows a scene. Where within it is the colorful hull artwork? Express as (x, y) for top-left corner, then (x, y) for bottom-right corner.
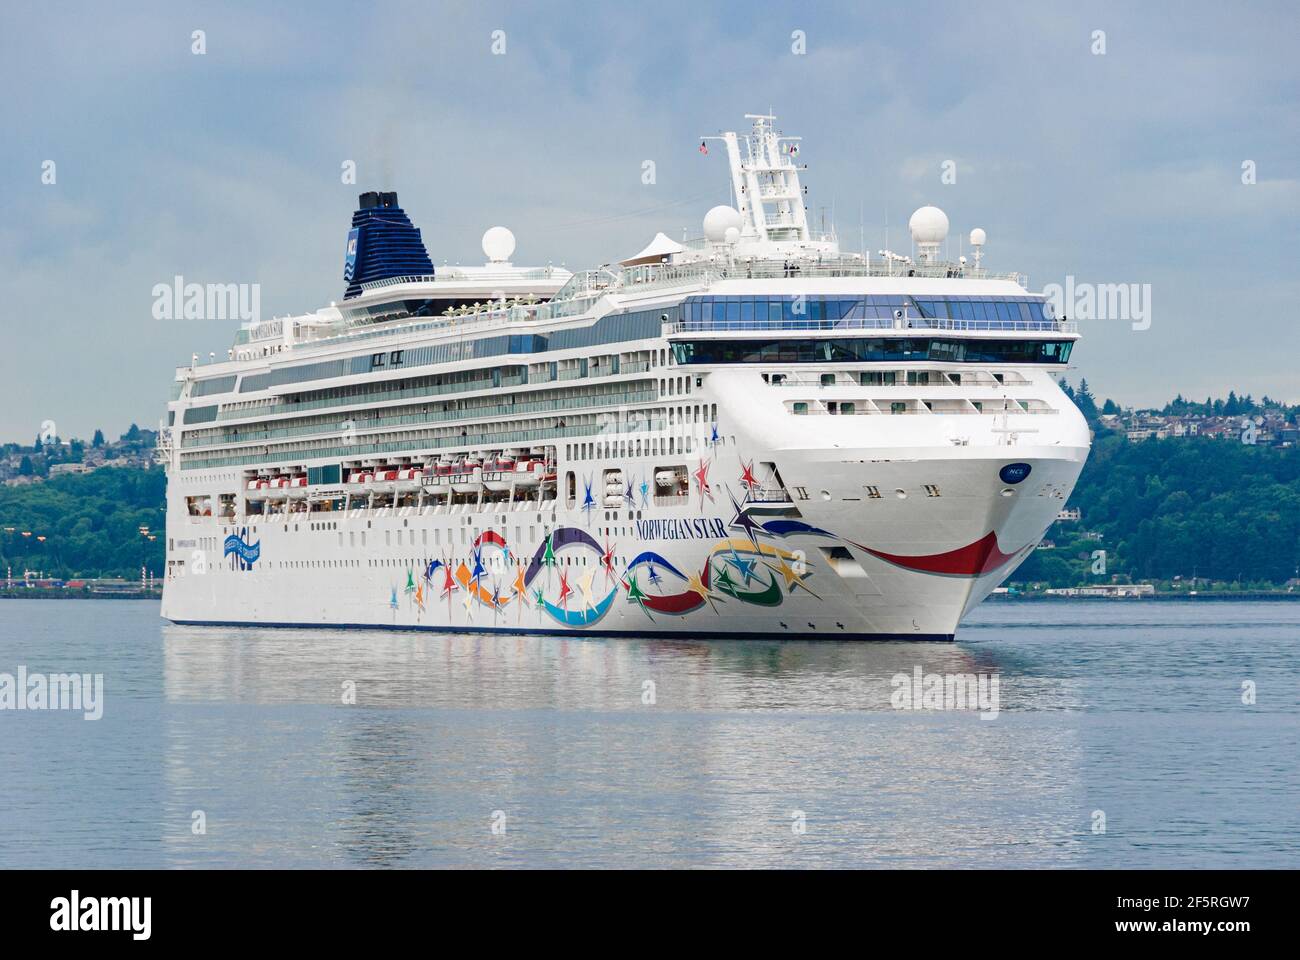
(383, 472), (1026, 629)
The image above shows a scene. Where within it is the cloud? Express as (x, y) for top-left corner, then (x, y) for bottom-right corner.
(0, 0), (1297, 438)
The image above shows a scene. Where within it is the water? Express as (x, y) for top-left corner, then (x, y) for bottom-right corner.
(0, 599), (1295, 868)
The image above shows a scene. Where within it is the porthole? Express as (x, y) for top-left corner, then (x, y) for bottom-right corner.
(1000, 488), (1015, 498)
(820, 490), (831, 501)
(895, 489), (907, 499)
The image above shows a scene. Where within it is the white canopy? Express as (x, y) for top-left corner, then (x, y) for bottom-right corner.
(620, 232), (685, 267)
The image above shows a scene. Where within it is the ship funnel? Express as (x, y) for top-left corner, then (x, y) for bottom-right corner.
(342, 191), (434, 299)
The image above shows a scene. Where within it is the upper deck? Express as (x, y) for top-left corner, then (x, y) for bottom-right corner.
(173, 112), (1071, 395)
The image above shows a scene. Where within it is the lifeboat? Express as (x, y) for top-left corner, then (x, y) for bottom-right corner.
(448, 456), (482, 489)
(395, 466), (422, 491)
(482, 454), (516, 492)
(512, 459), (541, 487)
(422, 461), (451, 487)
(370, 466), (399, 493)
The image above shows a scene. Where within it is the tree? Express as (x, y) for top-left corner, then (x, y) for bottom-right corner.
(123, 423), (141, 442)
(1102, 398), (1119, 415)
(1074, 378), (1099, 422)
(18, 455), (33, 476)
(92, 429), (104, 448)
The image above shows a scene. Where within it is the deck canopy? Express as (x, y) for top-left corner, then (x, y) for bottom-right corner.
(620, 232), (685, 267)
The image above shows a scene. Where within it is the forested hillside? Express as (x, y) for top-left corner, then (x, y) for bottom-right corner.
(1012, 433), (1300, 587)
(0, 468), (166, 578)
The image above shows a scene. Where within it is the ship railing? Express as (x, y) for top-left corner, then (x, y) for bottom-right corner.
(185, 389), (658, 449)
(670, 317), (1077, 335)
(765, 376), (1031, 388)
(179, 419), (669, 471)
(357, 267), (563, 291)
(745, 489), (795, 503)
(300, 299), (561, 349)
(215, 375), (515, 421)
(622, 256), (1026, 286)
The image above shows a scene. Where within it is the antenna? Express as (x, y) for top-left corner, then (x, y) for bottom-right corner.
(969, 228), (986, 271)
(707, 114), (812, 244)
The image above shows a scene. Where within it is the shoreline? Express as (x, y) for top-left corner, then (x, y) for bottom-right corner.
(987, 591), (1299, 602)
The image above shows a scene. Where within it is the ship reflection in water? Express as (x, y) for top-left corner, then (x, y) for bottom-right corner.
(1, 599), (1292, 868)
(157, 618), (1099, 868)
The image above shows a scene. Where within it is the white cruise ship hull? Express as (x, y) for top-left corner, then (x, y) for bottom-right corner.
(161, 440), (1085, 641)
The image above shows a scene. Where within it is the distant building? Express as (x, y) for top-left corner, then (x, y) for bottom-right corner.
(1046, 584), (1155, 598)
(1056, 507), (1081, 522)
(49, 462), (94, 476)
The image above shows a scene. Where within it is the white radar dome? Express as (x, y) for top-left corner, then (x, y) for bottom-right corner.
(723, 226), (741, 244)
(482, 226), (516, 263)
(969, 227), (986, 246)
(703, 205), (743, 243)
(908, 205), (949, 244)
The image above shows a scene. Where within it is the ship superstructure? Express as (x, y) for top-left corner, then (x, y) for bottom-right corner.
(158, 114), (1089, 639)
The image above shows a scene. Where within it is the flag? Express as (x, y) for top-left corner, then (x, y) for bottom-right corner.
(699, 141), (708, 155)
(788, 143), (799, 156)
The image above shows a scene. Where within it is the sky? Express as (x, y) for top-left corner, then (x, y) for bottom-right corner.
(2, 0), (1297, 443)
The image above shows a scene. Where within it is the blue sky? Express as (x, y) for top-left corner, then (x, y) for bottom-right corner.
(2, 0), (1297, 442)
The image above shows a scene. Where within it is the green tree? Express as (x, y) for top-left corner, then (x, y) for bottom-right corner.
(1074, 378), (1099, 422)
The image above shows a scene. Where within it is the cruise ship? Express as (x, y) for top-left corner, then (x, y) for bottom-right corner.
(158, 114), (1089, 640)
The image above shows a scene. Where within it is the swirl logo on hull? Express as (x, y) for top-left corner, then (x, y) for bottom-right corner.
(223, 531), (261, 569)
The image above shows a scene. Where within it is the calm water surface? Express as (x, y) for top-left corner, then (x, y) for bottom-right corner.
(1, 599), (1296, 868)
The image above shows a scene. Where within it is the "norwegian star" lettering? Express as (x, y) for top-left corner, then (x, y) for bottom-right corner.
(635, 517), (727, 541)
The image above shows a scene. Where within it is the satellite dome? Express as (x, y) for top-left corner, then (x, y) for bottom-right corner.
(703, 205), (743, 243)
(908, 206), (949, 244)
(723, 226), (741, 244)
(482, 226), (516, 263)
(969, 227), (986, 246)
